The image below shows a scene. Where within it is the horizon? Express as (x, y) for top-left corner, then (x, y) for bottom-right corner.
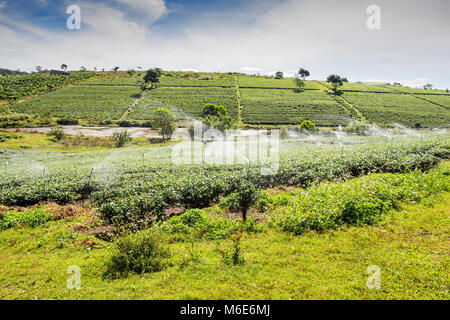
(0, 0), (449, 89)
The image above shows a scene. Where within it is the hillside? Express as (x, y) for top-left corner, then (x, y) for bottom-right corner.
(2, 71), (450, 127)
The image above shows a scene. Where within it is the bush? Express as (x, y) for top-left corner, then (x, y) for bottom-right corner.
(160, 209), (263, 240)
(56, 118), (79, 125)
(0, 208), (53, 230)
(273, 166), (450, 235)
(280, 126), (289, 140)
(299, 120), (317, 133)
(112, 130), (132, 147)
(47, 127), (66, 141)
(104, 230), (170, 278)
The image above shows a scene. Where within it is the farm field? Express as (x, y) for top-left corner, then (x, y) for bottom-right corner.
(381, 85), (450, 95)
(342, 92), (450, 127)
(240, 88), (349, 125)
(237, 75), (320, 89)
(0, 133), (449, 300)
(318, 81), (398, 93)
(0, 72), (95, 100)
(9, 85), (141, 121)
(128, 87), (239, 120)
(416, 94), (450, 109)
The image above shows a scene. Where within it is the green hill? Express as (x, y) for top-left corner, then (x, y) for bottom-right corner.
(3, 71), (450, 127)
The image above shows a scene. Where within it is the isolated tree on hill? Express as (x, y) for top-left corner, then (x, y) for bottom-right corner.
(275, 71), (284, 79)
(143, 68), (161, 89)
(327, 74), (344, 93)
(113, 66), (120, 72)
(295, 68), (310, 92)
(152, 108), (176, 140)
(423, 84), (433, 90)
(61, 64), (68, 71)
(35, 66), (42, 73)
(80, 66), (86, 72)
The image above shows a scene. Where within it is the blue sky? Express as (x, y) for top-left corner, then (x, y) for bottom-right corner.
(0, 0), (449, 89)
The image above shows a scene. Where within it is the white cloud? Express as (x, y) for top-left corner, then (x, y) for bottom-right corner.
(0, 0), (449, 88)
(112, 0), (168, 23)
(0, 1), (6, 10)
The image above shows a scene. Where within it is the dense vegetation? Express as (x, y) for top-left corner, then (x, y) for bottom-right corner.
(10, 85), (141, 120)
(128, 87), (239, 121)
(240, 89), (348, 125)
(343, 92), (450, 127)
(0, 72), (95, 100)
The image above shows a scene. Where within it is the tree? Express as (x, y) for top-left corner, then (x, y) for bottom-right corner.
(423, 84), (433, 90)
(80, 66), (86, 72)
(61, 64), (68, 71)
(275, 71), (284, 79)
(327, 74), (344, 93)
(35, 66), (42, 73)
(152, 108), (176, 140)
(47, 127), (66, 141)
(113, 66), (120, 72)
(143, 68), (161, 89)
(299, 120), (317, 133)
(202, 103), (232, 131)
(295, 68), (310, 92)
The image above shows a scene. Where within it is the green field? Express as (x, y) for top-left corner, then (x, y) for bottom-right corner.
(237, 75), (320, 89)
(128, 87), (239, 120)
(416, 94), (450, 109)
(240, 88), (348, 125)
(319, 81), (397, 93)
(343, 92), (450, 127)
(10, 85), (141, 120)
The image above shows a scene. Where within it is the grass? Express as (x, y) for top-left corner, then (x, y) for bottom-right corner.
(0, 130), (176, 152)
(0, 163), (448, 299)
(237, 76), (320, 89)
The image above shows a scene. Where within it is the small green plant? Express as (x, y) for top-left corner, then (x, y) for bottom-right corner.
(217, 230), (245, 266)
(47, 127), (66, 141)
(280, 126), (289, 139)
(0, 208), (53, 231)
(299, 120), (317, 133)
(104, 230), (170, 278)
(112, 129), (132, 147)
(236, 179), (259, 221)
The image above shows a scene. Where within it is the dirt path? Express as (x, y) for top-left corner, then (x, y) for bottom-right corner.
(119, 89), (148, 121)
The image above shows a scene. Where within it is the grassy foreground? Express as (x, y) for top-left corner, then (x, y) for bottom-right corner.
(0, 165), (449, 300)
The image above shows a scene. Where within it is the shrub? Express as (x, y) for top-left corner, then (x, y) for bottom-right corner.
(47, 127), (66, 141)
(0, 208), (53, 230)
(56, 118), (79, 125)
(104, 230), (170, 278)
(299, 120), (317, 133)
(235, 179), (259, 221)
(112, 130), (132, 147)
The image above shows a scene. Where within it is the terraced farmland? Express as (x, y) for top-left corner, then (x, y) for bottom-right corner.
(159, 75), (235, 87)
(237, 75), (320, 89)
(343, 92), (450, 127)
(318, 81), (395, 93)
(81, 76), (143, 86)
(416, 94), (450, 109)
(240, 88), (348, 125)
(10, 85), (141, 120)
(381, 85), (449, 95)
(128, 87), (239, 120)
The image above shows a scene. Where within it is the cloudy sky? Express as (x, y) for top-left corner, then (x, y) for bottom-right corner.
(0, 0), (449, 88)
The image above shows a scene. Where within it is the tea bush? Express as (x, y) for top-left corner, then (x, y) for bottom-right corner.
(273, 163), (450, 234)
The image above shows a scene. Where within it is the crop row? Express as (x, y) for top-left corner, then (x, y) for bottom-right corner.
(240, 88), (349, 125)
(0, 72), (96, 100)
(0, 135), (448, 224)
(128, 87), (239, 120)
(10, 85), (141, 120)
(343, 92), (450, 127)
